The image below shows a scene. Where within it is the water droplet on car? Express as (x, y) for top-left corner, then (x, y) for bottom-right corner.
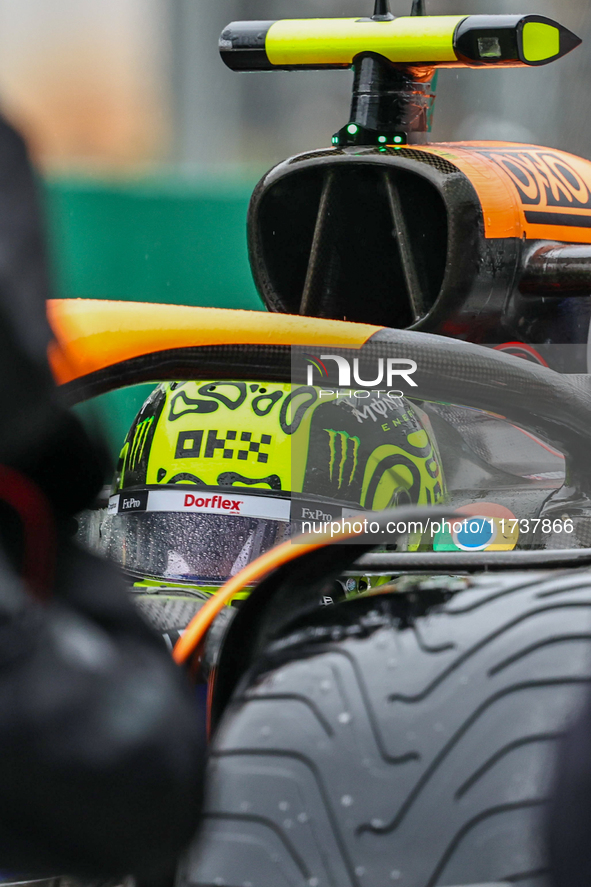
(338, 712), (351, 724)
(279, 801), (289, 811)
(341, 794), (353, 806)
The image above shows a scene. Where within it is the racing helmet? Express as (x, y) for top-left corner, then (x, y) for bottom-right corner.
(98, 380), (445, 592)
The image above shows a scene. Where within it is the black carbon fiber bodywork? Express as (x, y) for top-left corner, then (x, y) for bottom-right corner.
(60, 331), (591, 472)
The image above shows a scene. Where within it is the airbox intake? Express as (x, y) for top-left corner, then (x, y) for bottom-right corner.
(247, 146), (485, 331)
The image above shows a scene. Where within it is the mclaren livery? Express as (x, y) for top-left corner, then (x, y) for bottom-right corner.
(47, 2), (591, 886)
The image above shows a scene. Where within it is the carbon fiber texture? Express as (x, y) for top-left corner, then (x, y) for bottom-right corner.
(64, 333), (591, 479)
(286, 147), (458, 175)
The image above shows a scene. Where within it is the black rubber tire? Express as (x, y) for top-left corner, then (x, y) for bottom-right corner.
(179, 569), (591, 887)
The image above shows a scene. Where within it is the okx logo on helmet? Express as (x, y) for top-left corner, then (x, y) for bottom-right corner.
(98, 380), (444, 592)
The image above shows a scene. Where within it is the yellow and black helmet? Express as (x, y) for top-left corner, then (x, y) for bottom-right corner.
(99, 380), (445, 589)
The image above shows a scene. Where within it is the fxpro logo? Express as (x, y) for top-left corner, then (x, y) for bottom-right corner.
(122, 497), (141, 510)
(306, 355), (417, 394)
(301, 506), (335, 521)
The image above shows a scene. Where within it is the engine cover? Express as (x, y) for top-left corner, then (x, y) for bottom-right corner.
(247, 142), (591, 352)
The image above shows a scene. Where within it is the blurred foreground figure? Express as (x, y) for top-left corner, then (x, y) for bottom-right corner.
(0, 114), (205, 878)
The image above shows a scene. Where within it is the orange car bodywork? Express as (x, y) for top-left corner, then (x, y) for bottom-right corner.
(47, 299), (382, 388)
(419, 141), (591, 244)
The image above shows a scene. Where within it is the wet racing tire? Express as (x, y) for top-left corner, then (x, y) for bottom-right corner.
(179, 570), (591, 887)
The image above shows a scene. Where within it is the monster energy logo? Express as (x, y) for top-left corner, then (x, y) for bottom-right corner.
(129, 417), (154, 469)
(325, 429), (360, 489)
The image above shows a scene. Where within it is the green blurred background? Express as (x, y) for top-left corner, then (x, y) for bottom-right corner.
(44, 176), (261, 310)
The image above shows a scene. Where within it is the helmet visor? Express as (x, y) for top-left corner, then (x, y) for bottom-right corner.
(99, 486), (291, 584)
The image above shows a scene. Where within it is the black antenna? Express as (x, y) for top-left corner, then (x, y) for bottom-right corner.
(372, 0), (394, 21)
(411, 0), (425, 15)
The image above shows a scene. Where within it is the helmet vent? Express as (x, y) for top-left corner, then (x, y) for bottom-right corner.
(253, 164), (448, 327)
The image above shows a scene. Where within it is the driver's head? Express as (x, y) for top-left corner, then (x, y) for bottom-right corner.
(98, 381), (445, 593)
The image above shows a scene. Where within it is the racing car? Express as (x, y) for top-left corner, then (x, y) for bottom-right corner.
(46, 2), (591, 885)
(49, 294), (591, 887)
